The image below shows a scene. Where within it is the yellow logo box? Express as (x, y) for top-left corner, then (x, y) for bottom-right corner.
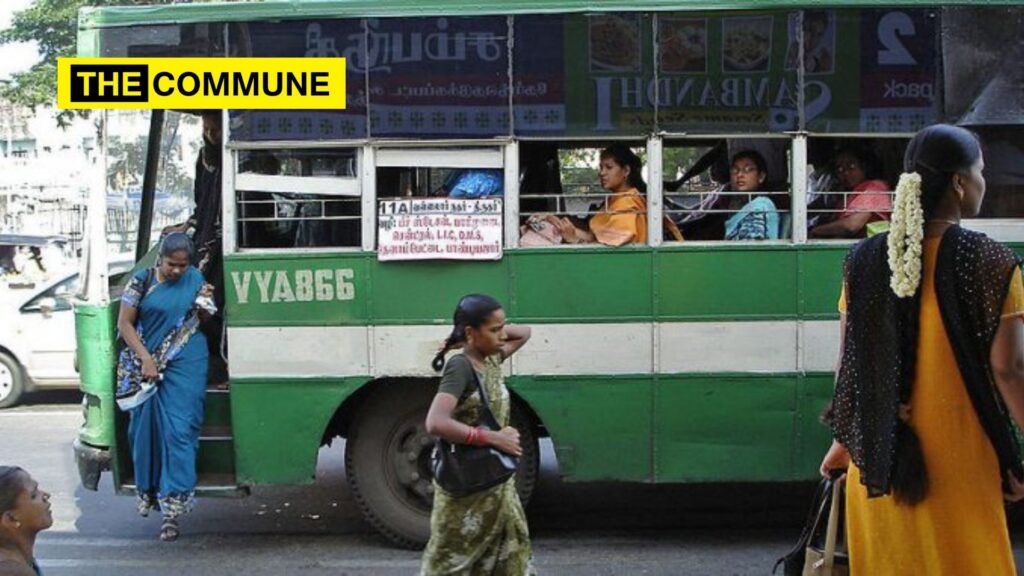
(57, 58), (346, 110)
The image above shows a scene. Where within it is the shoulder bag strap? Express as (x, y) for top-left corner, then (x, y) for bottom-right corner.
(469, 363), (502, 431)
(139, 267), (155, 306)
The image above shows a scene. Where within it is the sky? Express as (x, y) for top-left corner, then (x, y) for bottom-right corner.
(0, 0), (41, 82)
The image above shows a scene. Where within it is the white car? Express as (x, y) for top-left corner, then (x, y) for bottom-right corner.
(0, 261), (133, 408)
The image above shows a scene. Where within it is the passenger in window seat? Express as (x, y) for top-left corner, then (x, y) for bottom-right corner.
(721, 150), (781, 241)
(810, 148), (892, 238)
(555, 144), (683, 246)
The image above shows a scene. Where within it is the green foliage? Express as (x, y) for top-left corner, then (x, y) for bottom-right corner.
(0, 0), (165, 115)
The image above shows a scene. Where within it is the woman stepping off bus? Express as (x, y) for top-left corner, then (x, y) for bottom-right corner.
(117, 233), (216, 542)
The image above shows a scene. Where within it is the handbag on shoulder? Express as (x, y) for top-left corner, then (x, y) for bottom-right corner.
(774, 470), (849, 576)
(431, 365), (518, 496)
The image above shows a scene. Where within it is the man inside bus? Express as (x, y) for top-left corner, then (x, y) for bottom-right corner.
(165, 111), (228, 387)
(809, 148), (891, 238)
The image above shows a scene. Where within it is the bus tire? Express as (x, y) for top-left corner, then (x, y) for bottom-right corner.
(345, 380), (540, 549)
(0, 352), (25, 410)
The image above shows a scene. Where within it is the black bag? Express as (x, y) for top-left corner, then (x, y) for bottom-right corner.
(431, 365), (518, 497)
(774, 471), (848, 576)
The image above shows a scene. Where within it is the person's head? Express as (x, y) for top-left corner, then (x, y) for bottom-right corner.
(903, 124), (985, 218)
(803, 10), (829, 46)
(0, 467), (52, 539)
(598, 145), (646, 193)
(833, 148), (880, 191)
(431, 294), (506, 371)
(730, 150), (767, 193)
(158, 232), (194, 283)
(888, 124), (984, 297)
(201, 111), (222, 146)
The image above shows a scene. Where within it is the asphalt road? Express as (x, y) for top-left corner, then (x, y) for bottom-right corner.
(4, 390), (1024, 575)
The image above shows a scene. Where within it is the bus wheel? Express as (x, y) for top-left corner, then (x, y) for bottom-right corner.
(346, 380), (436, 549)
(0, 352), (25, 409)
(345, 381), (540, 549)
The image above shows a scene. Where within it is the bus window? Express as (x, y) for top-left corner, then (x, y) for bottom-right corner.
(663, 138), (791, 241)
(366, 16), (510, 139)
(228, 20), (368, 141)
(806, 137), (906, 239)
(513, 14), (655, 137)
(518, 141), (668, 246)
(100, 23), (225, 57)
(106, 110), (202, 256)
(944, 7), (1024, 220)
(235, 148), (361, 249)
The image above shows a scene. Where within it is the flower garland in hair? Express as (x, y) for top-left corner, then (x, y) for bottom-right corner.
(887, 172), (925, 298)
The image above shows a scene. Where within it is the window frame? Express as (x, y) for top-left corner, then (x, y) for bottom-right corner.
(227, 139), (367, 254)
(369, 144), (509, 252)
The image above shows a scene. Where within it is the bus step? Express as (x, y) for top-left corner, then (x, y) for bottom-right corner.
(203, 388), (232, 429)
(200, 424), (233, 441)
(197, 436), (236, 477)
(120, 474), (248, 498)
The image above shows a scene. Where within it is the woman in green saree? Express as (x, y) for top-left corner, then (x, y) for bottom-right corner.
(421, 294), (534, 576)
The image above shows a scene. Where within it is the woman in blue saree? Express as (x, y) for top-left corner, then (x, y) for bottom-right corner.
(116, 233), (213, 542)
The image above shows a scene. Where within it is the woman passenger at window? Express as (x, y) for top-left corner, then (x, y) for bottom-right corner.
(555, 144), (683, 246)
(810, 148), (891, 238)
(722, 150), (780, 241)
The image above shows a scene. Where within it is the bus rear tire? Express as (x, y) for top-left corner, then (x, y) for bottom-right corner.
(345, 379), (540, 549)
(0, 352), (25, 409)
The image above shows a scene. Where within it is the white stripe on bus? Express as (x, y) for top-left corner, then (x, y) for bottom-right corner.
(228, 321), (841, 378)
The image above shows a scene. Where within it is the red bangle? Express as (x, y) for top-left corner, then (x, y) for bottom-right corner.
(465, 427), (478, 446)
(472, 427), (488, 447)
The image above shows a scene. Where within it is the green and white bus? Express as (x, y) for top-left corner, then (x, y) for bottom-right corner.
(69, 0), (1024, 548)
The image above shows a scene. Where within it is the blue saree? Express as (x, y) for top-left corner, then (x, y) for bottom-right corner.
(122, 266), (208, 517)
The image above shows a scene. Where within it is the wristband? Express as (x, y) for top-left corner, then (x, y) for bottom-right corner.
(465, 427), (478, 446)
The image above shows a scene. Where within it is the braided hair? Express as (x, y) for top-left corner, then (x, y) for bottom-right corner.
(431, 294), (504, 371)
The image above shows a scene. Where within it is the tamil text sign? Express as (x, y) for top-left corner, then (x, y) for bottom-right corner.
(377, 198), (503, 262)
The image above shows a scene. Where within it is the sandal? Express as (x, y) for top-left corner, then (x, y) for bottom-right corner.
(159, 518), (180, 542)
(137, 495), (154, 518)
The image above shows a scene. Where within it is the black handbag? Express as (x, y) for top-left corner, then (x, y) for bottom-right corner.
(431, 365), (518, 497)
(774, 470), (849, 576)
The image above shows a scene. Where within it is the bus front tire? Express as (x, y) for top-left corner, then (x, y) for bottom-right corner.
(0, 352), (25, 409)
(345, 379), (539, 549)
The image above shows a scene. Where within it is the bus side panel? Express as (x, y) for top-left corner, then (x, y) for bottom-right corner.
(656, 247), (798, 320)
(371, 259), (509, 324)
(230, 377), (369, 485)
(798, 247), (849, 318)
(795, 373), (836, 476)
(510, 250), (653, 321)
(509, 375), (652, 482)
(653, 374), (797, 482)
(223, 254), (372, 327)
(75, 302), (119, 448)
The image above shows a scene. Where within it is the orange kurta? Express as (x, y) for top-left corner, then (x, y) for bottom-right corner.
(839, 237), (1024, 575)
(590, 189), (683, 246)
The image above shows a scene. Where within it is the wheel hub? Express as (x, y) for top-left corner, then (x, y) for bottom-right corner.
(388, 421), (435, 511)
(0, 364), (12, 401)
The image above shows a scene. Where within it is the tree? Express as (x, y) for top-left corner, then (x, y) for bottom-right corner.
(0, 0), (167, 121)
